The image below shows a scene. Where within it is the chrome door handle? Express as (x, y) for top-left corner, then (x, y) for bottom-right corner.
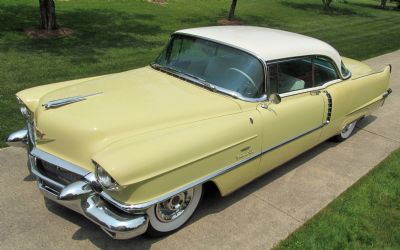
(310, 90), (320, 95)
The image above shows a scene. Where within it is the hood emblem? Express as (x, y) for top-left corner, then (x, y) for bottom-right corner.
(42, 92), (102, 110)
(35, 127), (46, 140)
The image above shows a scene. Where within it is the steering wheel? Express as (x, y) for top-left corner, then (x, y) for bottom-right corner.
(226, 68), (258, 93)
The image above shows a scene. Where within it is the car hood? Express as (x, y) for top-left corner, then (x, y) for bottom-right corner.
(33, 67), (241, 172)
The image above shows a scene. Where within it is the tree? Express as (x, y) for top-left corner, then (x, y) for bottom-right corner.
(228, 0), (238, 21)
(379, 0), (387, 8)
(322, 0), (333, 9)
(39, 0), (57, 30)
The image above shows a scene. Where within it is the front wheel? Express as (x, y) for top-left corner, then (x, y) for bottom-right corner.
(146, 185), (203, 237)
(332, 120), (357, 142)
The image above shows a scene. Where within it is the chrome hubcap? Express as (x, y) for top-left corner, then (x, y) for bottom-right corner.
(155, 189), (194, 222)
(341, 122), (356, 137)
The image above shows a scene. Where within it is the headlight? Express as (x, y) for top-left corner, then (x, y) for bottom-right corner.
(17, 97), (33, 120)
(20, 105), (30, 117)
(94, 162), (122, 191)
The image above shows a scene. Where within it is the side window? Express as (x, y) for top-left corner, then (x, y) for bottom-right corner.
(313, 57), (339, 86)
(341, 61), (351, 78)
(268, 58), (313, 94)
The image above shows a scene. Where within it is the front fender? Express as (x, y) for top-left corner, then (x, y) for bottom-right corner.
(93, 110), (262, 206)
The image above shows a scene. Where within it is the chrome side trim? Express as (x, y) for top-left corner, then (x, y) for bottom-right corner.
(30, 148), (89, 177)
(100, 149), (262, 211)
(324, 91), (333, 124)
(278, 79), (341, 98)
(102, 122), (326, 212)
(261, 123), (325, 155)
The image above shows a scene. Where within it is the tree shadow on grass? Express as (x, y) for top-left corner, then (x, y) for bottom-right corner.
(279, 1), (373, 17)
(0, 4), (164, 64)
(349, 0), (400, 11)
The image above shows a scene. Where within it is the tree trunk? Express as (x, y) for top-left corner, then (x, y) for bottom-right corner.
(322, 0), (333, 9)
(379, 0), (387, 8)
(228, 0), (238, 21)
(39, 0), (57, 30)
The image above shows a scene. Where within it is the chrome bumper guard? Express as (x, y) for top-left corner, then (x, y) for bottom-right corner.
(31, 154), (149, 240)
(7, 129), (148, 240)
(382, 88), (392, 99)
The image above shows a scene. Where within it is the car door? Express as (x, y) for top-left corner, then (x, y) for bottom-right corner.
(257, 57), (326, 174)
(312, 56), (347, 141)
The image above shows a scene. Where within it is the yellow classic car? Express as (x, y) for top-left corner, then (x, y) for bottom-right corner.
(6, 26), (392, 239)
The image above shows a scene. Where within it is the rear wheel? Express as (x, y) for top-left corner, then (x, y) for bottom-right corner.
(332, 120), (357, 142)
(146, 185), (203, 237)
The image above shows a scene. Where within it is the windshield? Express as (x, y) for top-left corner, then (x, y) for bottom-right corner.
(154, 34), (265, 99)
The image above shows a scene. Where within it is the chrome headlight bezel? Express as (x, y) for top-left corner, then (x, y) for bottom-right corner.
(16, 96), (33, 120)
(94, 162), (122, 191)
(17, 96), (36, 144)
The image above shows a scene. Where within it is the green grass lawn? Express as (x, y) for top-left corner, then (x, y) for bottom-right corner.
(0, 0), (399, 146)
(275, 149), (400, 250)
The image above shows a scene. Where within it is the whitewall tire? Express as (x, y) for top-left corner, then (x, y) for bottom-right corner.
(146, 185), (203, 237)
(332, 120), (357, 142)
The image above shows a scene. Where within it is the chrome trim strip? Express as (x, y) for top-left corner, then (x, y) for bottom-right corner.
(261, 123), (325, 155)
(278, 79), (341, 98)
(30, 148), (89, 177)
(102, 122), (326, 212)
(42, 92), (102, 109)
(100, 149), (263, 211)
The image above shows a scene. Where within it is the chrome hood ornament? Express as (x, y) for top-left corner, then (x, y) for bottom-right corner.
(42, 92), (102, 110)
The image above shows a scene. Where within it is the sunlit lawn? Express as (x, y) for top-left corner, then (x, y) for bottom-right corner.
(274, 149), (400, 249)
(0, 0), (399, 146)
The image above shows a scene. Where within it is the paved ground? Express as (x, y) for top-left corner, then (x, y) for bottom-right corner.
(0, 50), (399, 250)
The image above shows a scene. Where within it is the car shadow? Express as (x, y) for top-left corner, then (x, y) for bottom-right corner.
(43, 131), (349, 249)
(356, 115), (378, 130)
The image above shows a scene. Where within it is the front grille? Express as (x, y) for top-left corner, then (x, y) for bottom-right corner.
(36, 159), (82, 186)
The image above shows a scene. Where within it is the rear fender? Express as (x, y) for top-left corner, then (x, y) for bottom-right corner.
(343, 65), (391, 127)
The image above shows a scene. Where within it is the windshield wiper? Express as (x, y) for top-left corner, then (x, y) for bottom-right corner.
(150, 63), (238, 99)
(151, 63), (217, 91)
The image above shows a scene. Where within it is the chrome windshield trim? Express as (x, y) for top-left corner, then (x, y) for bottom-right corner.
(102, 122), (326, 212)
(155, 33), (268, 103)
(30, 147), (89, 177)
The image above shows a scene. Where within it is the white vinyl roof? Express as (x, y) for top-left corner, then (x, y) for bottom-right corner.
(176, 26), (343, 75)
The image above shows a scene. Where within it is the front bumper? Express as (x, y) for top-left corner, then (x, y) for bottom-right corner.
(7, 129), (149, 240)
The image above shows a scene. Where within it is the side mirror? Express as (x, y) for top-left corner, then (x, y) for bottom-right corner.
(269, 93), (281, 104)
